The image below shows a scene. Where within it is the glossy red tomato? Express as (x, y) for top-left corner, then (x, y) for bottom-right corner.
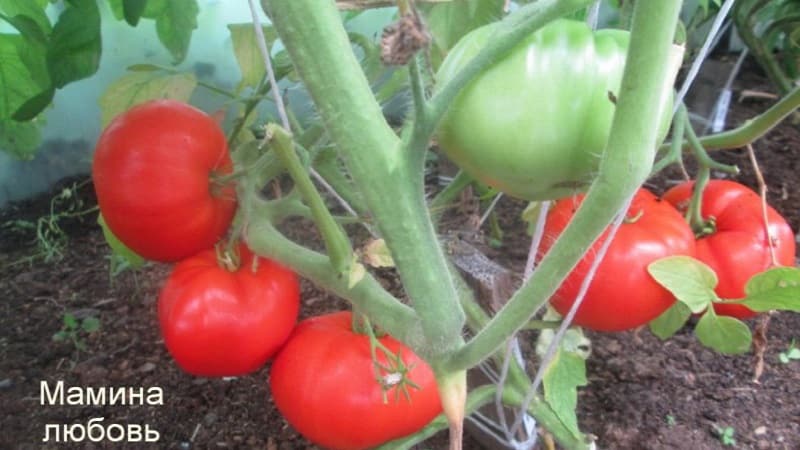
(539, 188), (696, 331)
(269, 312), (442, 450)
(663, 179), (796, 319)
(158, 245), (300, 377)
(92, 100), (236, 262)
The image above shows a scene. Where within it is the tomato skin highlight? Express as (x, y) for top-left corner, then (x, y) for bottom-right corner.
(540, 189), (696, 332)
(436, 19), (677, 201)
(158, 245), (300, 377)
(92, 99), (236, 262)
(269, 312), (442, 450)
(663, 180), (796, 319)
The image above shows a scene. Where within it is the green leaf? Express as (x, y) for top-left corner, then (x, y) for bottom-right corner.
(648, 256), (719, 313)
(0, 0), (52, 35)
(0, 34), (51, 120)
(740, 267), (800, 312)
(98, 71), (196, 127)
(46, 0), (101, 88)
(1, 12), (49, 45)
(694, 310), (752, 355)
(13, 87), (54, 121)
(63, 313), (78, 329)
(153, 0), (198, 64)
(97, 213), (146, 268)
(0, 118), (42, 159)
(52, 331), (66, 341)
(81, 316), (101, 333)
(543, 348), (587, 438)
(421, 0), (504, 68)
(649, 301), (692, 340)
(228, 23), (278, 91)
(123, 0), (148, 26)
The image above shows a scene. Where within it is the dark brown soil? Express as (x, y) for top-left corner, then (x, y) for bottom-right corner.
(1, 68), (799, 450)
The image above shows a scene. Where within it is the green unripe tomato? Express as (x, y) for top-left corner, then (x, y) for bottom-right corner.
(436, 19), (679, 201)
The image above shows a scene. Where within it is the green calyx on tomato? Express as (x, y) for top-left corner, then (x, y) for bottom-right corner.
(270, 311), (442, 450)
(435, 19), (683, 201)
(663, 179), (797, 319)
(540, 188), (696, 332)
(92, 99), (237, 263)
(158, 244), (300, 377)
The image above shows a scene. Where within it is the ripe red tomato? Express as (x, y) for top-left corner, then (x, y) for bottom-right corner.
(158, 244), (300, 377)
(663, 179), (796, 319)
(539, 188), (696, 331)
(92, 100), (236, 262)
(269, 312), (442, 450)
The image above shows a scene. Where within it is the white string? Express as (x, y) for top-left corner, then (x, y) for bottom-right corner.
(674, 0), (738, 113)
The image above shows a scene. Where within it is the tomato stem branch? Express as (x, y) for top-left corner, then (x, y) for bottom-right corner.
(682, 105), (740, 175)
(660, 85), (800, 153)
(266, 124), (354, 275)
(245, 209), (424, 348)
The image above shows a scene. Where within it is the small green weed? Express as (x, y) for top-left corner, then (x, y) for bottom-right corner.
(52, 313), (101, 352)
(778, 339), (800, 364)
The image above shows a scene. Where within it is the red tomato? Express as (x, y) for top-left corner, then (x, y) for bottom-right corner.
(92, 100), (236, 262)
(539, 188), (696, 331)
(158, 245), (300, 377)
(663, 179), (796, 319)
(269, 312), (442, 450)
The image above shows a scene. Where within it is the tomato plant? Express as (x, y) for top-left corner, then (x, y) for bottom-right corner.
(435, 19), (680, 201)
(662, 179), (796, 318)
(539, 188), (696, 331)
(92, 99), (236, 262)
(158, 244), (300, 377)
(269, 311), (442, 450)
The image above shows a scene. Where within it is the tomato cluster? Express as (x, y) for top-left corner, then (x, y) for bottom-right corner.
(537, 181), (795, 332)
(92, 100), (440, 449)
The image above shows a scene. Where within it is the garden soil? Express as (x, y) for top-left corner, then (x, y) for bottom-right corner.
(1, 69), (799, 449)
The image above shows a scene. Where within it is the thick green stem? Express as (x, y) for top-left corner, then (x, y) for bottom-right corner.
(659, 85), (800, 153)
(263, 0), (465, 356)
(446, 0), (684, 371)
(451, 269), (589, 449)
(245, 209), (425, 350)
(267, 123), (353, 274)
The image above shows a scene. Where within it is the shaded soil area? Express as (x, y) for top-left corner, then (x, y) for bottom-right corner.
(2, 69), (799, 449)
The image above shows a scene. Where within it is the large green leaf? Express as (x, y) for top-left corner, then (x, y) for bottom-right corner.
(543, 348), (587, 438)
(0, 34), (48, 118)
(0, 118), (42, 159)
(122, 0), (148, 26)
(98, 71), (197, 127)
(648, 256), (720, 313)
(153, 0), (198, 64)
(227, 23), (278, 91)
(695, 309), (752, 355)
(46, 0), (101, 88)
(649, 301), (692, 340)
(0, 0), (52, 34)
(740, 267), (800, 312)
